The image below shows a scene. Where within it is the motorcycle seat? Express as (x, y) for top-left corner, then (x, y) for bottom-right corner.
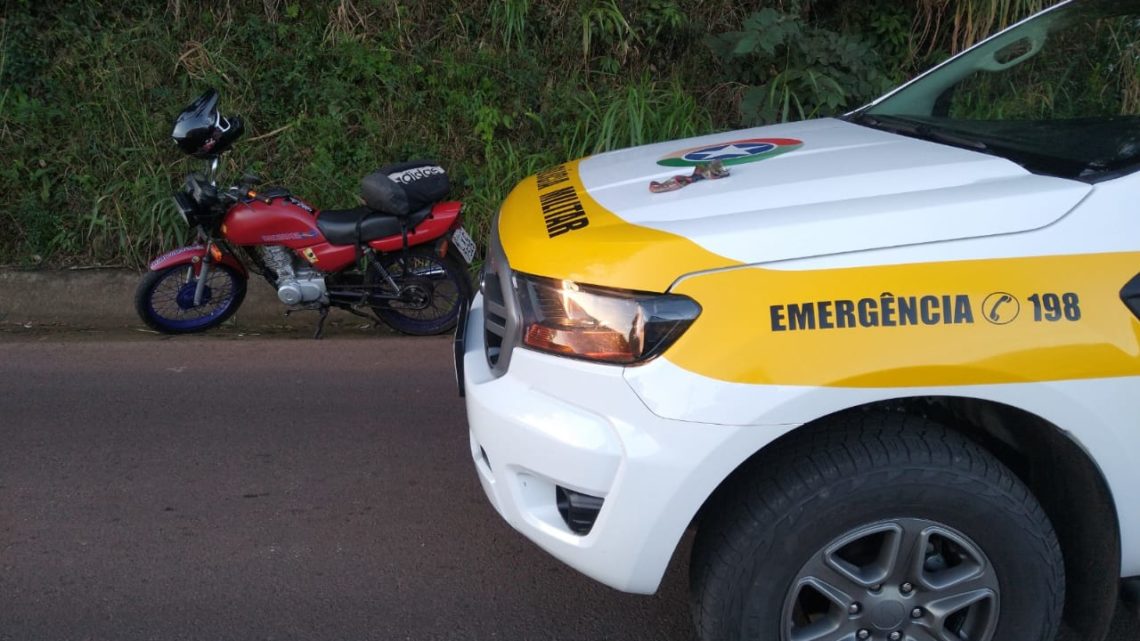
(316, 206), (431, 246)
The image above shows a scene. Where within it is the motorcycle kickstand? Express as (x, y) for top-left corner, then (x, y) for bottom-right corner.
(313, 305), (330, 340)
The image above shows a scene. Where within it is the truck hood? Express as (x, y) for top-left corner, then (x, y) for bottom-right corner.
(496, 118), (1091, 292)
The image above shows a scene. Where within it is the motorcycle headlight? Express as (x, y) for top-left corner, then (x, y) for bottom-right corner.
(514, 273), (701, 365)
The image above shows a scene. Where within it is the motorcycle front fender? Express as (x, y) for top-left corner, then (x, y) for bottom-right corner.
(148, 245), (248, 277)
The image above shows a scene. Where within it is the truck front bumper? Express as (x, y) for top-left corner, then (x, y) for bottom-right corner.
(461, 292), (776, 593)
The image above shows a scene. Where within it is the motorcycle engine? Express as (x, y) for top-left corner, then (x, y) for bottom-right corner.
(260, 246), (327, 306)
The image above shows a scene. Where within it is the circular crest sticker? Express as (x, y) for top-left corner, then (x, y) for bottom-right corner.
(657, 137), (803, 167)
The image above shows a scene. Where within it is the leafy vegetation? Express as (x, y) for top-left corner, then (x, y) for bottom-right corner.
(708, 8), (893, 124)
(0, 0), (1053, 267)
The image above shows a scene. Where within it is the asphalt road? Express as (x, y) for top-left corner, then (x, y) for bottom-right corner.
(0, 335), (1136, 641)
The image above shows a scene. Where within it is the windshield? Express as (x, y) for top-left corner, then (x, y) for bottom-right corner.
(850, 0), (1140, 181)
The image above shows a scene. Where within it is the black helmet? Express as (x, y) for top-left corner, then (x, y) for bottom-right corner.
(171, 88), (244, 158)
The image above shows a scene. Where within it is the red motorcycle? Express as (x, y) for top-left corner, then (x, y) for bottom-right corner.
(136, 89), (475, 337)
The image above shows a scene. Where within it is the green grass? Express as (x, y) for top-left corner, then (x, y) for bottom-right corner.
(0, 0), (1063, 268)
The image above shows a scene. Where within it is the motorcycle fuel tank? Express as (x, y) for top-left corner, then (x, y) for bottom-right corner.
(222, 193), (324, 248)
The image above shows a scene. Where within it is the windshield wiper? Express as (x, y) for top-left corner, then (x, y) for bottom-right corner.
(850, 113), (988, 150)
(849, 112), (1118, 181)
(923, 129), (987, 150)
(1081, 151), (1140, 177)
(849, 113), (919, 135)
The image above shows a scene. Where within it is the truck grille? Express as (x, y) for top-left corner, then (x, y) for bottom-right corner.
(482, 225), (518, 376)
(484, 274), (507, 366)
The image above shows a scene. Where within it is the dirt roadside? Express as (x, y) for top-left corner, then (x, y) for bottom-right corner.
(0, 268), (397, 340)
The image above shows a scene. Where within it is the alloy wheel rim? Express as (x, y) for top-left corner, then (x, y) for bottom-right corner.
(780, 518), (999, 641)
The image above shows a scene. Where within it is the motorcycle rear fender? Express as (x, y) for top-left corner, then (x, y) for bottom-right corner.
(367, 200), (464, 253)
(148, 245), (248, 277)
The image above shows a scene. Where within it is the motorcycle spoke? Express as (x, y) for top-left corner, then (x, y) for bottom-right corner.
(369, 249), (465, 333)
(150, 269), (234, 320)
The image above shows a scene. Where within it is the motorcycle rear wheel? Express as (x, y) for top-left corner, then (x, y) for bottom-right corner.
(135, 263), (247, 334)
(370, 246), (472, 336)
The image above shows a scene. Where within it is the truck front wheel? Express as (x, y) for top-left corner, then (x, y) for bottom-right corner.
(690, 412), (1065, 641)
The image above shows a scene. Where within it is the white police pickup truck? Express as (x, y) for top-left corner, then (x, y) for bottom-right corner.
(457, 1), (1140, 639)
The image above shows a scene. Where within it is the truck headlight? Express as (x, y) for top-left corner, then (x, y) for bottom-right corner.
(514, 273), (701, 365)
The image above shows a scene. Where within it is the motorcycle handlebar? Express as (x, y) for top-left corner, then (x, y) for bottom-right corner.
(219, 186), (243, 205)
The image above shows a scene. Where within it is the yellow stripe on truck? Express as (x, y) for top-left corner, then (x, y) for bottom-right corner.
(497, 160), (740, 292)
(499, 161), (1140, 388)
(667, 253), (1140, 387)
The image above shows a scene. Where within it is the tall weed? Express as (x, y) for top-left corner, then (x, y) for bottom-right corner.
(489, 0), (530, 52)
(916, 0), (1047, 54)
(0, 0), (1115, 268)
(571, 78), (711, 155)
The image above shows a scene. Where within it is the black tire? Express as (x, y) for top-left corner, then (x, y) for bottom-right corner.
(690, 412), (1064, 641)
(1123, 580), (1140, 616)
(370, 246), (472, 336)
(135, 263), (247, 334)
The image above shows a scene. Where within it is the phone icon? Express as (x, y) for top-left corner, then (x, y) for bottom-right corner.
(989, 294), (1013, 322)
(983, 292), (1019, 325)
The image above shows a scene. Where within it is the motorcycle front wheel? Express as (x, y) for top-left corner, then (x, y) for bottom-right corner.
(370, 246), (472, 336)
(135, 263), (247, 334)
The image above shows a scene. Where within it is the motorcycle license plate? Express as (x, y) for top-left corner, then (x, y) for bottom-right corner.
(452, 227), (477, 264)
